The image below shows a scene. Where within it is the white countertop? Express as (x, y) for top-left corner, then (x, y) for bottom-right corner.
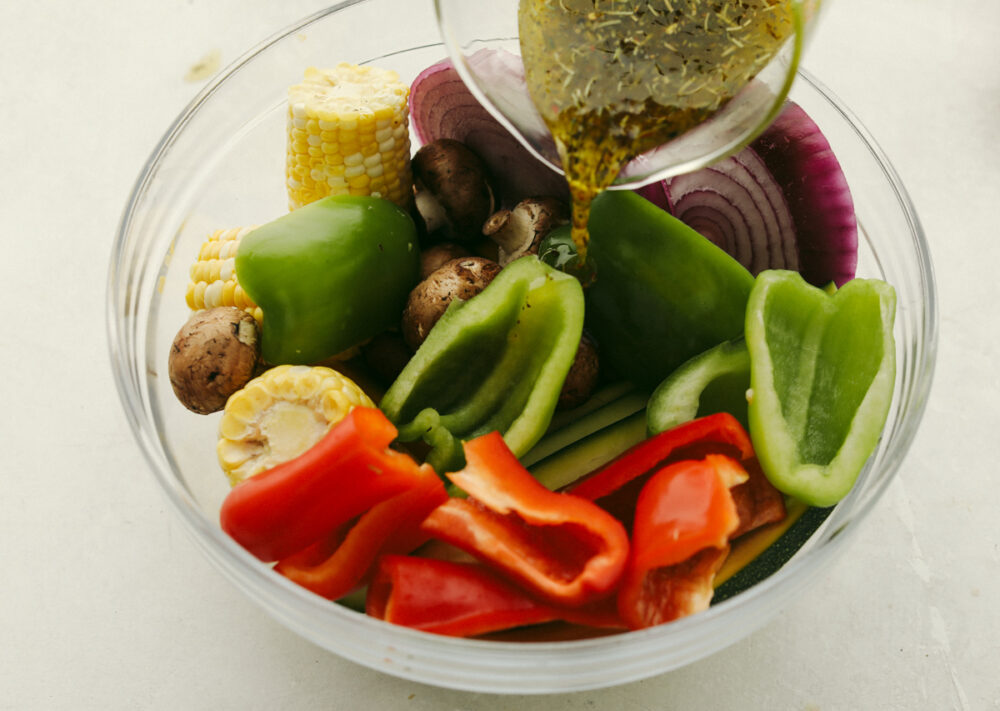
(2, 0), (997, 708)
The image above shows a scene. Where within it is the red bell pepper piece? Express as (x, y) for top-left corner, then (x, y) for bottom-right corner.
(274, 465), (447, 600)
(731, 457), (787, 539)
(420, 431), (629, 607)
(567, 412), (783, 536)
(367, 555), (624, 637)
(617, 454), (746, 630)
(568, 412), (753, 500)
(366, 555), (559, 637)
(220, 407), (428, 562)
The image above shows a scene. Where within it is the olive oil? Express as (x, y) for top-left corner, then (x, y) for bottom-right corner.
(518, 0), (798, 262)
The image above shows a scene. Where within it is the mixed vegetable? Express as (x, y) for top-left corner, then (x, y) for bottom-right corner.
(166, 52), (896, 640)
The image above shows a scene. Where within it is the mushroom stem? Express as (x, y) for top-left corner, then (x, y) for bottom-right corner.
(482, 197), (568, 266)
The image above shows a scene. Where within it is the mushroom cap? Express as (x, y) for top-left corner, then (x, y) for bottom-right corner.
(168, 307), (260, 414)
(412, 138), (495, 242)
(557, 332), (600, 410)
(419, 242), (473, 280)
(401, 256), (502, 349)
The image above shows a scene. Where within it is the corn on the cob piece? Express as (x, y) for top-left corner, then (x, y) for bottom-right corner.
(286, 63), (413, 210)
(185, 226), (263, 323)
(216, 364), (375, 486)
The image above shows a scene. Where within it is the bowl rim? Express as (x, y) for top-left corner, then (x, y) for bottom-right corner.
(106, 0), (939, 693)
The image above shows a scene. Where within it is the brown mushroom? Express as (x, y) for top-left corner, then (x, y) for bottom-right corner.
(419, 242), (473, 280)
(401, 257), (502, 350)
(412, 138), (495, 243)
(482, 196), (569, 266)
(557, 332), (600, 410)
(168, 307), (261, 414)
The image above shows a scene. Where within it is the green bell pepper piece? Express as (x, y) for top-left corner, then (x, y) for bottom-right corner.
(235, 195), (419, 365)
(745, 270), (896, 507)
(585, 190), (754, 389)
(639, 281), (835, 437)
(646, 338), (751, 436)
(379, 256), (584, 473)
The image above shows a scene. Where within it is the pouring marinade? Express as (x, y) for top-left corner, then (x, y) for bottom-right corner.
(517, 0), (800, 263)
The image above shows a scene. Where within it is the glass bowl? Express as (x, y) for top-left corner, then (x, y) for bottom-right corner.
(106, 0), (937, 694)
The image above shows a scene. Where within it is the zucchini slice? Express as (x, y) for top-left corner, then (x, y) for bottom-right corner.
(713, 502), (833, 602)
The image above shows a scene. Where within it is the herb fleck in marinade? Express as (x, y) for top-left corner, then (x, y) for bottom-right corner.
(518, 0), (797, 262)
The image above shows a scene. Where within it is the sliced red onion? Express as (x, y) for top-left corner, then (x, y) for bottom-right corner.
(410, 55), (569, 206)
(666, 148), (798, 276)
(753, 102), (858, 287)
(638, 102), (858, 287)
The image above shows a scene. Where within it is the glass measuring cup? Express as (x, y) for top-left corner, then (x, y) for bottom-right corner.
(433, 0), (823, 189)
